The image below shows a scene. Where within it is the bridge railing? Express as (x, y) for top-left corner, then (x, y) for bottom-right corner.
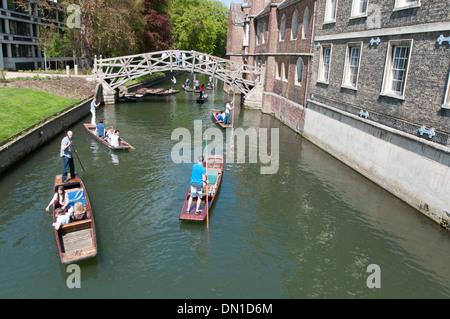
(93, 50), (264, 96)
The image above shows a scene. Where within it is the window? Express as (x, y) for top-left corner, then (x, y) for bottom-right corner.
(276, 57), (282, 80)
(295, 58), (304, 86)
(243, 23), (249, 46)
(291, 10), (299, 40)
(284, 58), (289, 82)
(262, 22), (266, 44)
(394, 0), (420, 10)
(342, 43), (362, 89)
(256, 23), (260, 45)
(318, 44), (332, 83)
(302, 7), (309, 39)
(351, 0), (368, 17)
(279, 14), (286, 41)
(381, 40), (413, 99)
(324, 0), (337, 23)
(443, 72), (450, 109)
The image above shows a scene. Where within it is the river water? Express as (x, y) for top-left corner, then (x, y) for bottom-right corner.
(1, 74), (449, 299)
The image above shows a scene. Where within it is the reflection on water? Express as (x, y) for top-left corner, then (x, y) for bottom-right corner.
(0, 74), (449, 298)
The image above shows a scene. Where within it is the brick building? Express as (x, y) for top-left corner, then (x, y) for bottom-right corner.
(310, 0), (450, 145)
(226, 0), (450, 228)
(227, 0), (449, 145)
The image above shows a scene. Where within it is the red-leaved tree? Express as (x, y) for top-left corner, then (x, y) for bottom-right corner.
(140, 0), (172, 52)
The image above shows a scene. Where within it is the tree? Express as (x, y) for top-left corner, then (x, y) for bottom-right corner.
(140, 0), (172, 52)
(169, 0), (228, 56)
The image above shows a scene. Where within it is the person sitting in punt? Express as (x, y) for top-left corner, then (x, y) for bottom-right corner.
(217, 112), (225, 122)
(52, 202), (86, 230)
(106, 125), (115, 143)
(97, 119), (106, 138)
(186, 156), (207, 215)
(46, 185), (69, 212)
(52, 207), (69, 230)
(110, 130), (122, 147)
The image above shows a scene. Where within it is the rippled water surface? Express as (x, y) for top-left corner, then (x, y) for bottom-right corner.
(1, 75), (450, 298)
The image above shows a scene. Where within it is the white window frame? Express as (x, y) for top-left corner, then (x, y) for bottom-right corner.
(380, 39), (413, 100)
(324, 0), (338, 24)
(394, 0), (420, 11)
(279, 14), (286, 41)
(302, 7), (309, 39)
(443, 72), (450, 109)
(318, 44), (332, 84)
(342, 42), (362, 90)
(291, 10), (299, 40)
(243, 23), (249, 47)
(351, 0), (368, 18)
(295, 57), (304, 86)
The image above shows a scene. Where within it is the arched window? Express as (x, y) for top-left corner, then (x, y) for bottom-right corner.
(295, 57), (303, 86)
(277, 57), (282, 80)
(284, 58), (289, 81)
(291, 10), (299, 40)
(279, 14), (286, 41)
(302, 7), (309, 39)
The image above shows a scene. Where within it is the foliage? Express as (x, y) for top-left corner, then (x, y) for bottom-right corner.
(169, 0), (228, 57)
(140, 0), (172, 52)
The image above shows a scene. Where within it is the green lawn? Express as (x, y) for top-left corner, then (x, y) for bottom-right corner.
(0, 87), (79, 142)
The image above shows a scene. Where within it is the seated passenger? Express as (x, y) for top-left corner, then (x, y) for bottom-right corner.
(45, 185), (69, 212)
(106, 125), (114, 144)
(110, 130), (122, 147)
(97, 119), (106, 138)
(52, 207), (69, 230)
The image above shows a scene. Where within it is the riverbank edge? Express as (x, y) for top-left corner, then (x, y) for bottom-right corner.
(0, 73), (176, 175)
(261, 91), (450, 231)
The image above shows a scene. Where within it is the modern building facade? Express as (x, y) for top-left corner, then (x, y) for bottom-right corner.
(0, 0), (72, 70)
(226, 0), (450, 229)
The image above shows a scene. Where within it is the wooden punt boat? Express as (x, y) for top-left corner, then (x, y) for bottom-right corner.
(83, 123), (135, 150)
(118, 92), (145, 102)
(52, 174), (97, 264)
(144, 88), (164, 95)
(196, 94), (208, 103)
(182, 84), (200, 92)
(206, 84), (214, 90)
(154, 89), (180, 95)
(179, 155), (224, 222)
(211, 109), (232, 128)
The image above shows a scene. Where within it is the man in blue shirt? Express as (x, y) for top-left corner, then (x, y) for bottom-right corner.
(97, 119), (106, 138)
(186, 156), (207, 214)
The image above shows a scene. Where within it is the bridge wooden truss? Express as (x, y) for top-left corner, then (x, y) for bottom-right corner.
(92, 50), (265, 100)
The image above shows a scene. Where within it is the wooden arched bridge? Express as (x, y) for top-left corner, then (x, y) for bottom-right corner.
(91, 50), (265, 104)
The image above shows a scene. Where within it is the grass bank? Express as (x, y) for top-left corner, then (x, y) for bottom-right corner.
(0, 87), (78, 142)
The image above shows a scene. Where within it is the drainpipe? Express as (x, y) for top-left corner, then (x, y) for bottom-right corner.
(304, 0), (317, 108)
